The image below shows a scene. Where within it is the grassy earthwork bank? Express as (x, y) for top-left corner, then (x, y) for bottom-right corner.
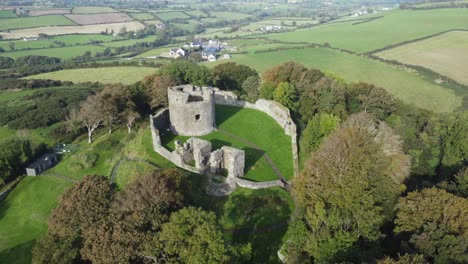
(25, 66), (158, 85)
(210, 47), (463, 112)
(161, 105), (294, 181)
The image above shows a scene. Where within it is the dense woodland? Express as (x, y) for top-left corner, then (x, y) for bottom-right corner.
(0, 57), (467, 263)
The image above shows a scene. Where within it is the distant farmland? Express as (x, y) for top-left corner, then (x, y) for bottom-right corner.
(0, 21), (145, 39)
(265, 9), (468, 53)
(208, 47), (463, 112)
(0, 15), (76, 31)
(25, 67), (158, 85)
(376, 30), (468, 85)
(65, 13), (133, 25)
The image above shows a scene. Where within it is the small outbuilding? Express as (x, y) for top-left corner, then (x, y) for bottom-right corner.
(25, 153), (58, 176)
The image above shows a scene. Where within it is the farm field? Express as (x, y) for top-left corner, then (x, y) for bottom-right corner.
(1, 44), (106, 60)
(101, 35), (158, 47)
(25, 66), (158, 84)
(0, 21), (145, 39)
(0, 15), (76, 31)
(0, 34), (121, 51)
(155, 11), (190, 21)
(136, 45), (177, 57)
(65, 13), (133, 25)
(185, 10), (208, 17)
(0, 10), (16, 17)
(71, 6), (117, 13)
(210, 11), (252, 20)
(0, 176), (73, 264)
(129, 12), (154, 20)
(265, 9), (468, 53)
(209, 47), (463, 112)
(376, 30), (468, 85)
(27, 9), (71, 16)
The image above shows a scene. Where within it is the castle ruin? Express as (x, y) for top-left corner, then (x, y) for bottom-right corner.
(168, 85), (215, 136)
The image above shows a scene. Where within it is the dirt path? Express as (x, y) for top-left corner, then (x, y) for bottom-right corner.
(42, 173), (79, 183)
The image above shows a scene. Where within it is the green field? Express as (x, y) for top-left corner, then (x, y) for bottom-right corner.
(0, 15), (76, 31)
(2, 44), (106, 60)
(0, 34), (121, 51)
(0, 176), (73, 264)
(71, 6), (117, 13)
(25, 66), (158, 85)
(266, 9), (468, 53)
(376, 30), (468, 85)
(0, 10), (16, 18)
(155, 11), (190, 21)
(210, 11), (252, 20)
(185, 10), (208, 17)
(129, 12), (154, 20)
(101, 35), (157, 47)
(162, 105), (294, 181)
(209, 47), (463, 112)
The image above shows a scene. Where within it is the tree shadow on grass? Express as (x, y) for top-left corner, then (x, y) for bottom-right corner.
(243, 147), (265, 174)
(0, 239), (35, 264)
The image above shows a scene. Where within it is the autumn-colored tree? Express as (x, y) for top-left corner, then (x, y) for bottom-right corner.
(291, 112), (410, 262)
(262, 61), (307, 86)
(48, 175), (113, 238)
(348, 82), (397, 120)
(141, 74), (179, 109)
(395, 188), (468, 263)
(153, 207), (251, 264)
(274, 82), (298, 111)
(98, 84), (131, 134)
(114, 169), (183, 212)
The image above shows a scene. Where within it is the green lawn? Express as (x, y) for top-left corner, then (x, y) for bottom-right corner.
(0, 15), (76, 31)
(161, 105), (294, 181)
(0, 176), (73, 264)
(2, 45), (106, 60)
(25, 66), (158, 85)
(266, 9), (468, 53)
(209, 47), (463, 112)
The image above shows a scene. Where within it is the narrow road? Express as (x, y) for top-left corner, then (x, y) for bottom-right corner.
(217, 129), (288, 183)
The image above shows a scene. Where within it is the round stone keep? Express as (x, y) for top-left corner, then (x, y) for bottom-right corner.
(168, 85), (216, 136)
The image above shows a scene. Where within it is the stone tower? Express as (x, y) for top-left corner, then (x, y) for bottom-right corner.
(168, 85), (216, 136)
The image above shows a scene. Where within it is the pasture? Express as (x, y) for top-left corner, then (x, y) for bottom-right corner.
(266, 9), (468, 53)
(209, 47), (463, 112)
(0, 22), (145, 39)
(0, 34), (121, 51)
(27, 9), (70, 16)
(376, 30), (468, 85)
(0, 10), (16, 18)
(71, 6), (118, 13)
(210, 11), (252, 20)
(25, 66), (158, 84)
(155, 11), (190, 21)
(129, 12), (154, 20)
(2, 44), (106, 60)
(65, 13), (133, 25)
(0, 15), (76, 31)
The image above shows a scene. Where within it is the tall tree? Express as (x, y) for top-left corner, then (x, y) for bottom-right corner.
(77, 95), (104, 143)
(394, 188), (468, 263)
(153, 207), (251, 264)
(299, 113), (340, 159)
(291, 112), (410, 262)
(274, 82), (298, 111)
(141, 74), (179, 109)
(211, 62), (258, 91)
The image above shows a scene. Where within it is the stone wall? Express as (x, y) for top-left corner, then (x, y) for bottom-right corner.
(237, 178), (285, 190)
(214, 90), (300, 177)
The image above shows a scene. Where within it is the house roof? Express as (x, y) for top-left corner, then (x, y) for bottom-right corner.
(26, 153), (57, 169)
